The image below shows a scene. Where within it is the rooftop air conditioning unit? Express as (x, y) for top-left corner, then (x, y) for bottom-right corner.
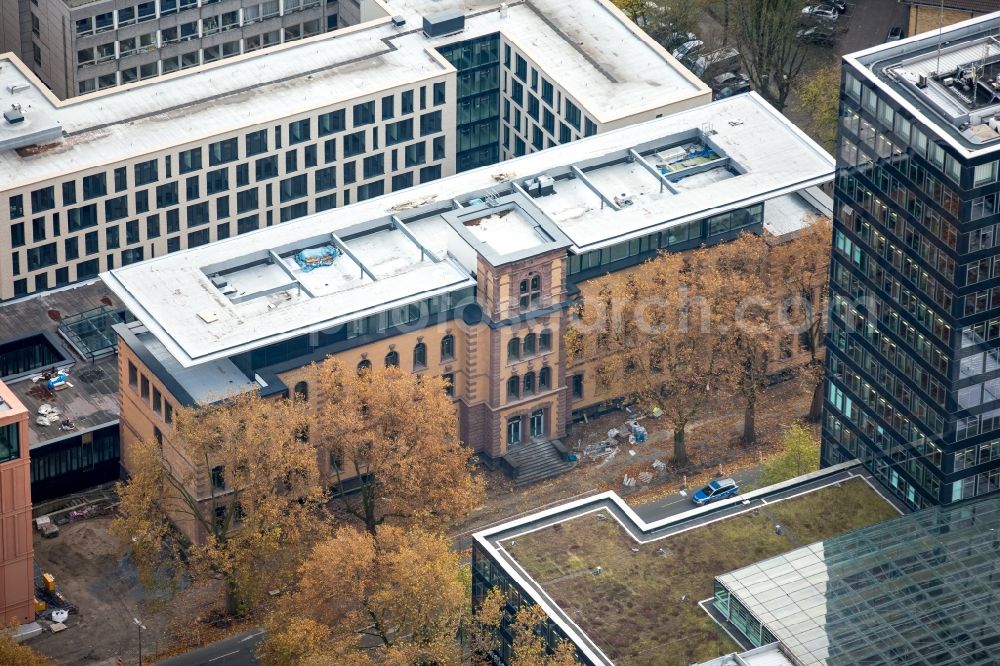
(917, 74), (928, 88)
(423, 9), (464, 39)
(391, 15), (406, 27)
(4, 108), (24, 124)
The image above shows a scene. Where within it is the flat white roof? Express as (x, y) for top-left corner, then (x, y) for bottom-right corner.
(0, 0), (706, 190)
(103, 93), (834, 368)
(845, 10), (1000, 156)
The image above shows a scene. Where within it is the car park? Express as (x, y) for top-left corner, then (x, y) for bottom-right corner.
(691, 478), (740, 505)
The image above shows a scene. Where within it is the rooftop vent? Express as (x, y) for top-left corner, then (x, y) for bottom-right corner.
(423, 9), (464, 39)
(391, 15), (406, 27)
(4, 108), (24, 125)
(6, 82), (29, 94)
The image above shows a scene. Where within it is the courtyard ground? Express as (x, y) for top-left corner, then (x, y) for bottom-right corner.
(451, 376), (816, 550)
(30, 516), (256, 665)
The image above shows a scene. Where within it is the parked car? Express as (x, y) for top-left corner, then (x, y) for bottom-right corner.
(692, 478), (740, 505)
(689, 46), (741, 79)
(828, 0), (848, 14)
(800, 4), (838, 23)
(886, 26), (905, 42)
(672, 39), (703, 62)
(712, 72), (752, 99)
(796, 25), (835, 46)
(663, 31), (697, 52)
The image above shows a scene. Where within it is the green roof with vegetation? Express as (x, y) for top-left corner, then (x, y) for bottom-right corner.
(502, 477), (900, 665)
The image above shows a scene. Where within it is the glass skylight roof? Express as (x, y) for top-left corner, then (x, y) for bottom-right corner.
(715, 496), (1000, 666)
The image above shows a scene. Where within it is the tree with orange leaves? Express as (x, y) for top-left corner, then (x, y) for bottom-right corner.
(112, 390), (328, 615)
(309, 358), (484, 536)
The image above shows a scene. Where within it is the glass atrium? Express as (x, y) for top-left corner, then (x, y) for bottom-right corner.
(714, 496), (1000, 665)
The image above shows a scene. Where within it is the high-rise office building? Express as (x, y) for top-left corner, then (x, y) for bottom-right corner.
(823, 11), (1000, 509)
(0, 0), (710, 302)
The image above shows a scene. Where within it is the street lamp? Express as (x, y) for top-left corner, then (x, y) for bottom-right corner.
(133, 617), (146, 666)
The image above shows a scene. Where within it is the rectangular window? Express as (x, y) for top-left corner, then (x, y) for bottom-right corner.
(314, 167), (336, 192)
(353, 101), (375, 126)
(356, 180), (384, 201)
(208, 138), (238, 165)
(206, 168), (229, 195)
(385, 119), (413, 146)
(30, 186), (55, 213)
(420, 111), (442, 136)
(187, 202), (210, 227)
(362, 154), (384, 179)
(245, 130), (268, 157)
(382, 95), (394, 120)
(280, 202), (308, 222)
(341, 131), (365, 159)
(10, 222), (24, 248)
(27, 243), (57, 270)
(279, 174), (308, 203)
(82, 173), (107, 199)
(236, 188), (259, 213)
(105, 196), (128, 222)
(391, 171), (413, 191)
(288, 118), (311, 144)
(0, 423), (20, 463)
(318, 109), (346, 135)
(255, 156), (278, 181)
(178, 148), (202, 174)
(156, 182), (179, 208)
(237, 215), (259, 234)
(134, 160), (158, 186)
(188, 228), (210, 247)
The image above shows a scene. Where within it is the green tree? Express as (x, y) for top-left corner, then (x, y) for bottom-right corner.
(798, 62), (841, 151)
(759, 423), (820, 485)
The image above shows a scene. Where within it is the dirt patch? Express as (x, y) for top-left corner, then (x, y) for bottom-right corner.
(30, 517), (223, 665)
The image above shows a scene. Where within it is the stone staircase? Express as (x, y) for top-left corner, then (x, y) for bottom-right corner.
(502, 439), (577, 486)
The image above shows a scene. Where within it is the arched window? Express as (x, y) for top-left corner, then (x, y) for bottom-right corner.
(523, 371), (535, 395)
(507, 375), (520, 399)
(385, 350), (400, 367)
(530, 275), (541, 307)
(440, 334), (455, 361)
(539, 329), (553, 352)
(357, 359), (372, 374)
(519, 279), (530, 309)
(293, 381), (308, 401)
(523, 333), (536, 356)
(413, 342), (427, 369)
(539, 366), (551, 390)
(507, 337), (520, 361)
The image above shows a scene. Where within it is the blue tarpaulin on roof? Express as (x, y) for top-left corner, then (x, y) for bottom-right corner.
(294, 245), (340, 272)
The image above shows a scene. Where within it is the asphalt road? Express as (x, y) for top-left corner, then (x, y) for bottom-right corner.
(834, 0), (911, 57)
(632, 465), (762, 523)
(156, 629), (264, 666)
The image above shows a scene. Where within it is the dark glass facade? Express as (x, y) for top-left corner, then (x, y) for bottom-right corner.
(822, 66), (1000, 509)
(437, 34), (501, 172)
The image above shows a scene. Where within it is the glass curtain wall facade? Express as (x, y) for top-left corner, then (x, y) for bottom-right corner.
(822, 67), (1000, 510)
(437, 34), (501, 172)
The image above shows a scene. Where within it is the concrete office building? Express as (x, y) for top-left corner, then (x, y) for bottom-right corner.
(0, 0), (710, 302)
(823, 12), (1000, 509)
(0, 0), (382, 99)
(0, 379), (33, 627)
(102, 93), (834, 541)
